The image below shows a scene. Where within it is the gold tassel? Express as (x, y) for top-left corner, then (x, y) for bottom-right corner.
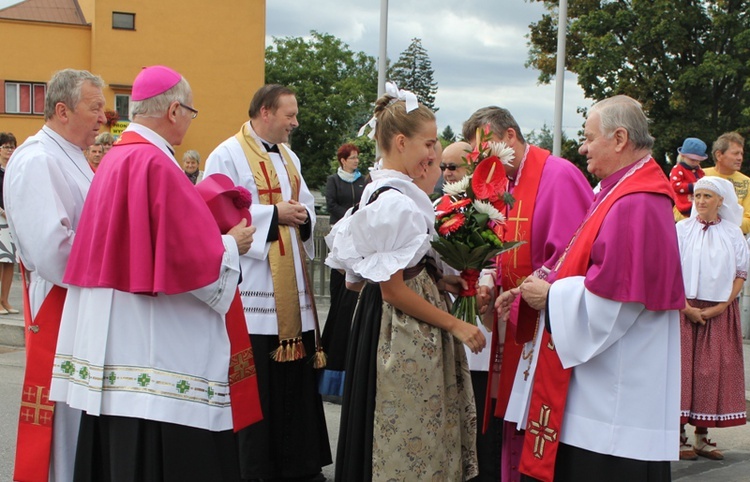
(313, 348), (327, 369)
(272, 345), (284, 362)
(297, 338), (306, 360)
(272, 337), (311, 362)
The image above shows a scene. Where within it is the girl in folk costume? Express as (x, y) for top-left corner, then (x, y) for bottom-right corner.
(326, 83), (485, 482)
(677, 176), (748, 461)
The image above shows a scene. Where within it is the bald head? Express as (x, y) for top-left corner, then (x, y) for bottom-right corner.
(441, 141), (471, 183)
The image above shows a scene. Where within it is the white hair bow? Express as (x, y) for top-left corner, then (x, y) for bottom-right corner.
(357, 82), (420, 139)
(385, 81), (419, 113)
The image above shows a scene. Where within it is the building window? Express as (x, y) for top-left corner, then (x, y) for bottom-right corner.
(115, 94), (131, 121)
(4, 81), (46, 115)
(112, 12), (135, 30)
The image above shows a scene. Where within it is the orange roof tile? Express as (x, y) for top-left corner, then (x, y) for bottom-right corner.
(0, 0), (86, 25)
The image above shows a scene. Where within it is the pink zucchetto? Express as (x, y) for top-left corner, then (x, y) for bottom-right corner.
(131, 65), (182, 101)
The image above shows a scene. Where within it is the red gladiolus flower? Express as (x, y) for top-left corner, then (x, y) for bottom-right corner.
(438, 213), (466, 236)
(465, 148), (480, 165)
(471, 155), (507, 201)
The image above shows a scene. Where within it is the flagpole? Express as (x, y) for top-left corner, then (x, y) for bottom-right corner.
(552, 0), (568, 157)
(378, 0), (388, 98)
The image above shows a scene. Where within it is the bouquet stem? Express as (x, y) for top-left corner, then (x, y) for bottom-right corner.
(451, 269), (480, 326)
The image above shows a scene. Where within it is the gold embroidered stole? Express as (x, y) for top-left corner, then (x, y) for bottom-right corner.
(235, 124), (305, 362)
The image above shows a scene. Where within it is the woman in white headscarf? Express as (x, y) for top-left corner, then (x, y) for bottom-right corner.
(676, 176), (748, 461)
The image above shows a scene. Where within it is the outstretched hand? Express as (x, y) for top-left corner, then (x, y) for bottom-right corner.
(495, 287), (520, 323)
(518, 276), (550, 311)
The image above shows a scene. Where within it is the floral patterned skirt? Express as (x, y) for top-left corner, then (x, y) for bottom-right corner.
(336, 269), (479, 482)
(373, 268), (478, 481)
(0, 213), (17, 263)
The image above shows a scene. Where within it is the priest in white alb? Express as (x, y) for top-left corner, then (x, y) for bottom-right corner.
(205, 84), (331, 481)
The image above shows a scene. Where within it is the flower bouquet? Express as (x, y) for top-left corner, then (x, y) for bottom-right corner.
(432, 126), (524, 325)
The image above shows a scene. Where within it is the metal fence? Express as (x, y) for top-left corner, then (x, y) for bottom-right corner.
(306, 215), (331, 302)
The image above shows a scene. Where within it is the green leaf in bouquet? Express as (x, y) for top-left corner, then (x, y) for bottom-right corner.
(467, 245), (495, 266)
(431, 237), (472, 269)
(496, 240), (526, 255)
(503, 191), (516, 210)
(468, 230), (485, 248)
(472, 212), (490, 228)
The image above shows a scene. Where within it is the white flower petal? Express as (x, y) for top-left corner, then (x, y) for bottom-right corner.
(472, 200), (506, 222)
(443, 176), (470, 196)
(489, 141), (515, 166)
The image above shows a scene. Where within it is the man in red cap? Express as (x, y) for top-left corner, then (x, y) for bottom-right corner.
(48, 65), (259, 480)
(5, 68), (106, 482)
(205, 85), (331, 482)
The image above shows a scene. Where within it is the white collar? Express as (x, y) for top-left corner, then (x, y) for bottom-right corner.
(126, 123), (179, 167)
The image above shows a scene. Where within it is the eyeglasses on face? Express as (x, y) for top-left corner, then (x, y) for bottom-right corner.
(178, 103), (198, 119)
(0, 145), (15, 150)
(440, 163), (458, 171)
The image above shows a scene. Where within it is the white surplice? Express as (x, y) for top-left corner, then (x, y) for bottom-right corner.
(205, 122), (316, 335)
(49, 123), (241, 432)
(4, 125), (93, 482)
(508, 276), (680, 461)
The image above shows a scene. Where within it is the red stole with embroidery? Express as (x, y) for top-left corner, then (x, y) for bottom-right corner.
(14, 264), (66, 482)
(484, 145), (549, 430)
(519, 159), (672, 482)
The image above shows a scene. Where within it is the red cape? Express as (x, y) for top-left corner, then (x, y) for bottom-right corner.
(64, 131), (225, 295)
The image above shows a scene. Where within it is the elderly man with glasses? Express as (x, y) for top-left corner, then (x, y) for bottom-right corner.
(48, 65), (258, 480)
(440, 141), (471, 183)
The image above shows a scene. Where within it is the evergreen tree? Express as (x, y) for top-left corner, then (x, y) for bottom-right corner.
(441, 125), (456, 144)
(388, 38), (439, 111)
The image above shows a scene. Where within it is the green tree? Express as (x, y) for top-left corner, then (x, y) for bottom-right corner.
(265, 31), (378, 188)
(388, 38), (439, 111)
(527, 0), (750, 173)
(526, 123), (596, 185)
(441, 125), (457, 144)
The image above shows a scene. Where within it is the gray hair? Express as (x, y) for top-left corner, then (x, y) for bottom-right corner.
(44, 69), (104, 121)
(462, 106), (526, 144)
(712, 132), (745, 161)
(183, 149), (200, 163)
(131, 77), (192, 117)
(589, 95), (654, 150)
(95, 132), (115, 145)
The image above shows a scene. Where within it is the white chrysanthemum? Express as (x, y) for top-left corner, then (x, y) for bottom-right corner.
(473, 200), (506, 222)
(443, 176), (470, 196)
(489, 141), (515, 166)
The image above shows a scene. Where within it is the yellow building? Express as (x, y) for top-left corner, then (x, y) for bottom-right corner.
(0, 0), (266, 165)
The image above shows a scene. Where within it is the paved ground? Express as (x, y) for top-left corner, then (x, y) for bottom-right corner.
(1, 277), (749, 481)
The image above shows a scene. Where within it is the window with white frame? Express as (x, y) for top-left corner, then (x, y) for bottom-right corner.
(4, 81), (46, 115)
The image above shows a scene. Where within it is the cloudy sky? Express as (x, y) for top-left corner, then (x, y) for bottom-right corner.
(266, 0), (593, 139)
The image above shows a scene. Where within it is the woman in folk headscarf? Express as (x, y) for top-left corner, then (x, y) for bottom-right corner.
(677, 176), (748, 461)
